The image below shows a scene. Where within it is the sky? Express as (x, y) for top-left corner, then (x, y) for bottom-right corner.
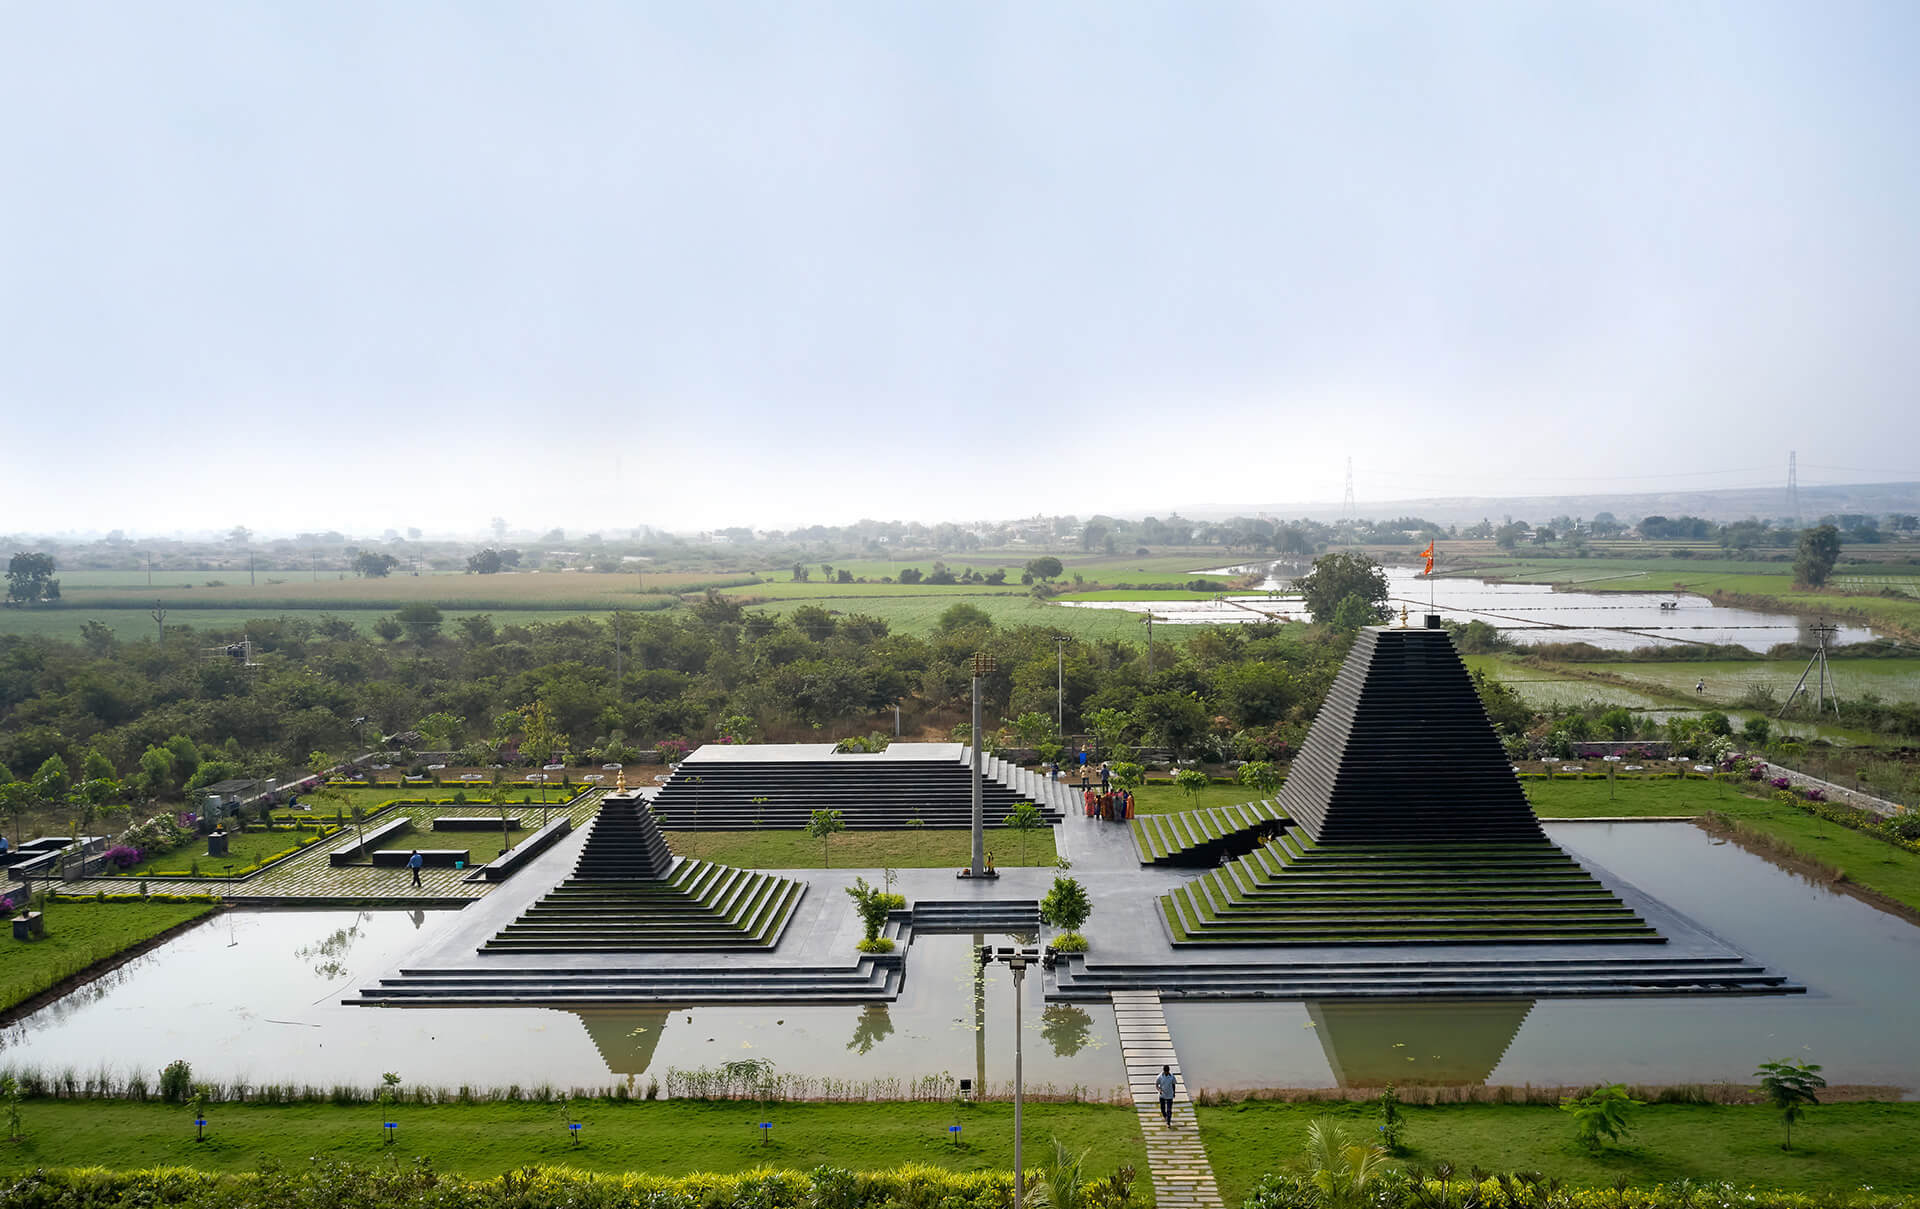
(3, 2), (1917, 537)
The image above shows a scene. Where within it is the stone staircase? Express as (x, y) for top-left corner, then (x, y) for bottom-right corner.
(1162, 832), (1661, 945)
(649, 746), (1068, 830)
(1131, 800), (1286, 866)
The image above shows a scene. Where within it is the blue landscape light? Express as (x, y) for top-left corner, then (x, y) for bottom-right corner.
(569, 1122), (582, 1144)
(759, 1121), (772, 1145)
(949, 1125), (961, 1145)
(385, 1122), (398, 1143)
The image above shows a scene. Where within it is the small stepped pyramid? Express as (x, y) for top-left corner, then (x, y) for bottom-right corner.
(1131, 799), (1286, 866)
(1162, 624), (1660, 946)
(482, 792), (804, 953)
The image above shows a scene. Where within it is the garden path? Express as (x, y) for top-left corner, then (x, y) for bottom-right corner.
(1112, 989), (1223, 1209)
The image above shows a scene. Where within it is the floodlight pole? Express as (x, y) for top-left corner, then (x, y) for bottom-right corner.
(980, 945), (1040, 1208)
(970, 651), (995, 877)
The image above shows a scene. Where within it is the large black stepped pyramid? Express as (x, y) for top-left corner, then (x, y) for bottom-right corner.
(481, 791), (803, 953)
(1163, 623), (1661, 947)
(1279, 626), (1545, 844)
(649, 743), (1068, 831)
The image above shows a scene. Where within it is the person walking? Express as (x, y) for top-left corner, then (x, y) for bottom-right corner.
(1099, 762), (1111, 792)
(407, 849), (424, 888)
(1155, 1064), (1177, 1126)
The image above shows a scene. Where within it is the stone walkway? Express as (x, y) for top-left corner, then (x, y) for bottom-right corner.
(1111, 990), (1223, 1209)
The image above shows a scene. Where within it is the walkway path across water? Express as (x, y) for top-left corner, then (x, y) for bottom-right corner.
(1111, 989), (1223, 1209)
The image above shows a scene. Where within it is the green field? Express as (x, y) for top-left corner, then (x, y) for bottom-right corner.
(665, 828), (1059, 869)
(1124, 780), (1275, 816)
(748, 593), (1191, 643)
(1199, 1099), (1920, 1201)
(108, 825), (334, 877)
(0, 902), (216, 1013)
(0, 606), (665, 642)
(1581, 657), (1920, 707)
(0, 1099), (1145, 1181)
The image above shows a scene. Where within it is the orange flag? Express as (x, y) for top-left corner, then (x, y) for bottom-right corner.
(1420, 541), (1435, 575)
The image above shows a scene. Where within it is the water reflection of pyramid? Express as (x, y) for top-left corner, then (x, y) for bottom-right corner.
(1307, 999), (1534, 1086)
(570, 1007), (674, 1076)
(1164, 625), (1660, 944)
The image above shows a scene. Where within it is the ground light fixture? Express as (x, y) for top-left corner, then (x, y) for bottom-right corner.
(569, 1122), (582, 1145)
(977, 944), (1055, 1209)
(948, 1124), (961, 1146)
(758, 1121), (772, 1145)
(384, 1121), (397, 1144)
(194, 1117), (206, 1142)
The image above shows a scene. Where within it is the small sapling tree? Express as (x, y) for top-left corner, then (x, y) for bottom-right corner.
(1560, 1083), (1640, 1151)
(1173, 768), (1209, 805)
(806, 809), (845, 868)
(1756, 1058), (1827, 1150)
(1236, 761), (1281, 797)
(1005, 802), (1043, 866)
(1040, 874), (1092, 951)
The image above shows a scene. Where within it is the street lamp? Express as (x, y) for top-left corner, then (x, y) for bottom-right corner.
(977, 944), (1056, 1208)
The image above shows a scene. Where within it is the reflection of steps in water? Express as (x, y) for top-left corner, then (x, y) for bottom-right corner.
(1307, 998), (1535, 1087)
(570, 1007), (674, 1077)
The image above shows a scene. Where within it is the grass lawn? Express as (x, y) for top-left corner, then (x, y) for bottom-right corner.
(109, 826), (334, 877)
(1125, 781), (1275, 816)
(0, 902), (216, 1012)
(1199, 1099), (1920, 1200)
(664, 828), (1060, 869)
(0, 1098), (1144, 1181)
(1525, 774), (1733, 817)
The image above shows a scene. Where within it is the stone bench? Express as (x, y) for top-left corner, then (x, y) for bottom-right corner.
(11, 911), (45, 940)
(470, 816), (573, 883)
(432, 816), (522, 831)
(328, 818), (414, 866)
(370, 849), (471, 868)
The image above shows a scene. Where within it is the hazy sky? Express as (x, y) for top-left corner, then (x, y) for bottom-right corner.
(3, 2), (1916, 536)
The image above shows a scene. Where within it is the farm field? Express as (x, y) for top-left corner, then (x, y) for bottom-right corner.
(747, 592), (1197, 643)
(0, 607), (645, 642)
(1582, 657), (1920, 707)
(52, 568), (753, 610)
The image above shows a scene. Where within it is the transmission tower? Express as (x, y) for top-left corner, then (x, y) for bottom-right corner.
(1341, 457), (1356, 548)
(1787, 451), (1801, 530)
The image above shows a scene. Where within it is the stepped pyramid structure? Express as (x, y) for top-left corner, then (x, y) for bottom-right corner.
(483, 791), (804, 952)
(1163, 624), (1662, 945)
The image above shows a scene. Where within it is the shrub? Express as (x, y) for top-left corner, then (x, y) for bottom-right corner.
(101, 845), (142, 869)
(159, 1060), (193, 1104)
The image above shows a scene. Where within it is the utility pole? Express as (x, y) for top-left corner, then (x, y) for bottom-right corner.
(1145, 614), (1155, 674)
(1053, 636), (1069, 734)
(151, 602), (166, 644)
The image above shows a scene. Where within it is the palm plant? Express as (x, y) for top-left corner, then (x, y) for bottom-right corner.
(1021, 1137), (1089, 1209)
(1304, 1117), (1390, 1209)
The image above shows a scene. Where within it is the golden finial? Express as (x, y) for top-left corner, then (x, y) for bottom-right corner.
(1399, 604), (1409, 628)
(616, 768), (626, 793)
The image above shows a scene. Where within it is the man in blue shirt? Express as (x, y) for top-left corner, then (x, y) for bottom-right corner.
(407, 849), (424, 887)
(1155, 1064), (1177, 1126)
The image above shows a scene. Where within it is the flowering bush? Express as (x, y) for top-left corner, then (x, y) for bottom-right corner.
(1803, 787), (1826, 802)
(1770, 777), (1792, 790)
(102, 844), (142, 869)
(656, 738), (692, 765)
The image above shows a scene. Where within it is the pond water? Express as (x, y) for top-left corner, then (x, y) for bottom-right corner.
(0, 924), (1119, 1096)
(1057, 567), (1879, 652)
(5, 825), (1917, 1095)
(1168, 822), (1920, 1094)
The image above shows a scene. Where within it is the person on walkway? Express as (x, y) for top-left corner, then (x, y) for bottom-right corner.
(1099, 762), (1111, 792)
(1155, 1065), (1177, 1126)
(407, 849), (424, 887)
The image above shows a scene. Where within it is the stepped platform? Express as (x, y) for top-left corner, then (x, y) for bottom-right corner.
(1131, 800), (1286, 866)
(1162, 832), (1659, 945)
(649, 742), (1069, 830)
(1051, 952), (1800, 1000)
(478, 791), (803, 953)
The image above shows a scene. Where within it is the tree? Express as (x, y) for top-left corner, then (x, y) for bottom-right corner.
(396, 603), (443, 644)
(1329, 595), (1377, 633)
(1293, 553), (1389, 626)
(1005, 801), (1043, 865)
(466, 548), (505, 574)
(1010, 712), (1056, 748)
(806, 808), (845, 867)
(935, 603), (993, 635)
(1560, 1083), (1640, 1151)
(1755, 1059), (1826, 1150)
(1039, 874), (1091, 937)
(1173, 768), (1209, 804)
(6, 552), (58, 604)
(1085, 708), (1136, 760)
(1109, 762), (1146, 792)
(1236, 761), (1281, 795)
(791, 562), (809, 582)
(1024, 556), (1063, 582)
(353, 551), (400, 578)
(373, 616), (403, 642)
(1794, 524), (1842, 587)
